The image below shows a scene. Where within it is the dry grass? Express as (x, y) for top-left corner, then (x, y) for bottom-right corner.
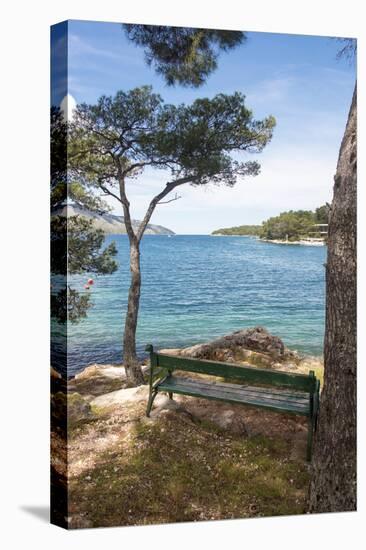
(67, 398), (310, 529)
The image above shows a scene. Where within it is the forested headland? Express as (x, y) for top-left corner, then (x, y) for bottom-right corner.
(212, 205), (329, 241)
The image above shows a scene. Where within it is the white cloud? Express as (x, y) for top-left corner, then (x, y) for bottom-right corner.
(103, 144), (337, 235)
(68, 33), (145, 68)
(246, 76), (296, 106)
(69, 34), (122, 60)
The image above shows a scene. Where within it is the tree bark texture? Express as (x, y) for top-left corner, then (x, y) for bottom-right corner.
(123, 242), (145, 385)
(308, 85), (357, 512)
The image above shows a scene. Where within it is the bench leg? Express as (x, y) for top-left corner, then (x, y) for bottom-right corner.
(146, 389), (158, 417)
(306, 416), (314, 462)
(168, 392), (173, 400)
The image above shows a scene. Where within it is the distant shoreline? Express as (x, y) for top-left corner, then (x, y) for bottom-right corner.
(211, 234), (325, 246)
(211, 234), (254, 237)
(259, 238), (325, 247)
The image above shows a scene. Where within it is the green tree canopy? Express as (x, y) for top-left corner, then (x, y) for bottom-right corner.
(69, 85), (275, 382)
(51, 107), (118, 325)
(123, 25), (245, 87)
(314, 204), (330, 224)
(212, 225), (261, 236)
(52, 216), (117, 276)
(211, 205), (329, 238)
(69, 86), (275, 208)
(260, 209), (319, 241)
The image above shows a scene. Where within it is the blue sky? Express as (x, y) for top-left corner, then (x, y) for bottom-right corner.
(53, 20), (356, 234)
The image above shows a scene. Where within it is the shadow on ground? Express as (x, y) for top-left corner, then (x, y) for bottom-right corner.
(20, 505), (50, 523)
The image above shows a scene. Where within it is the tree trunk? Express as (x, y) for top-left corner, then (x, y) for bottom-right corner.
(308, 86), (357, 512)
(123, 241), (145, 385)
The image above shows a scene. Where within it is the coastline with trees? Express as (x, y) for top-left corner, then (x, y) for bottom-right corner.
(212, 205), (329, 245)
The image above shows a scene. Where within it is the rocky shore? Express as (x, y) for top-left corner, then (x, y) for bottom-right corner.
(259, 238), (325, 246)
(51, 327), (323, 528)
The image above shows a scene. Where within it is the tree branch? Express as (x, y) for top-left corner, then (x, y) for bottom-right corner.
(121, 157), (178, 178)
(136, 175), (198, 242)
(99, 183), (122, 204)
(157, 193), (182, 204)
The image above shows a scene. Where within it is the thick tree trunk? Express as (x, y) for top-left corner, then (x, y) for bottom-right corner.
(123, 242), (145, 386)
(308, 86), (357, 512)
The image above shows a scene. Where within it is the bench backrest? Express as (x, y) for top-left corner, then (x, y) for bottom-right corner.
(146, 345), (316, 393)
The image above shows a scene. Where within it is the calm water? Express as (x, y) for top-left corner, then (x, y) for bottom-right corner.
(54, 235), (326, 376)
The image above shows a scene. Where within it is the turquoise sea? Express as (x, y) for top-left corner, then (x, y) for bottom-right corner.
(54, 235), (326, 376)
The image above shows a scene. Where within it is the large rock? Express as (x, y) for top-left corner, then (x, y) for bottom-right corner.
(161, 327), (298, 365)
(68, 392), (92, 424)
(52, 391), (92, 426)
(143, 392), (247, 435)
(208, 408), (248, 435)
(68, 364), (148, 398)
(73, 364), (126, 381)
(148, 395), (193, 420)
(90, 385), (149, 409)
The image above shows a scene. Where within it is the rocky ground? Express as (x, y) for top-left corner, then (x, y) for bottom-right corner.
(51, 327), (323, 529)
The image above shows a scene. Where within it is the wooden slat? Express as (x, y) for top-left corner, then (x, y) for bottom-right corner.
(202, 380), (309, 400)
(158, 376), (310, 415)
(162, 377), (309, 405)
(159, 383), (309, 415)
(156, 353), (315, 391)
(164, 378), (309, 408)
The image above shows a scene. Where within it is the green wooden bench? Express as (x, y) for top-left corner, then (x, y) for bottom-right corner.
(145, 344), (320, 461)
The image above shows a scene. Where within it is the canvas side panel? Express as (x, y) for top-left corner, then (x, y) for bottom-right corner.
(50, 20), (68, 529)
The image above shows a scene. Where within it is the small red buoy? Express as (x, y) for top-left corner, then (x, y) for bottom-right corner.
(87, 278), (94, 285)
(84, 284), (90, 290)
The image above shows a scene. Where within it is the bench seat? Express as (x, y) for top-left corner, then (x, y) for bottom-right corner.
(145, 344), (320, 460)
(158, 375), (310, 415)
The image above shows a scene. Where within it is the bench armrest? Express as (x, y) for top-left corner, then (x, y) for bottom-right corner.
(145, 344), (156, 392)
